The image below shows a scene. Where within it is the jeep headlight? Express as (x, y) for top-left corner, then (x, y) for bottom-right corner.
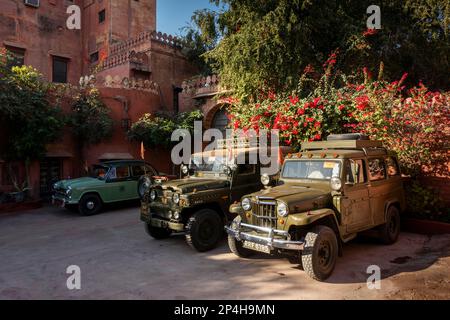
(181, 165), (189, 175)
(66, 187), (72, 197)
(241, 198), (251, 211)
(277, 202), (288, 217)
(172, 193), (180, 204)
(330, 177), (342, 191)
(150, 189), (157, 201)
(261, 174), (271, 186)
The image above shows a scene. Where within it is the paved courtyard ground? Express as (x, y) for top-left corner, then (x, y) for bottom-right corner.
(0, 205), (449, 300)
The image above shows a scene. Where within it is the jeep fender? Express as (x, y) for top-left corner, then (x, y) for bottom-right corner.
(229, 203), (244, 216)
(287, 209), (344, 241)
(384, 199), (402, 220)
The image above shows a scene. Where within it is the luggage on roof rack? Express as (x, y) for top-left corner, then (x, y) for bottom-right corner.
(301, 139), (383, 151)
(327, 133), (369, 141)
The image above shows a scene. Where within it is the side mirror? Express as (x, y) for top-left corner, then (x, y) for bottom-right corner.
(181, 164), (189, 177)
(223, 165), (233, 176)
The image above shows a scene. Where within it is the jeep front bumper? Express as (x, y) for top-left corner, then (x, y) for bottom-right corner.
(140, 205), (184, 232)
(225, 222), (304, 251)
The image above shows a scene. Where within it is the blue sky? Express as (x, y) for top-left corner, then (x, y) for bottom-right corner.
(157, 0), (221, 37)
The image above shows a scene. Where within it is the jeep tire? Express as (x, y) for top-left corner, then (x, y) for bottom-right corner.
(145, 223), (171, 239)
(79, 194), (103, 216)
(186, 209), (223, 252)
(302, 226), (338, 281)
(228, 235), (255, 258)
(379, 206), (401, 245)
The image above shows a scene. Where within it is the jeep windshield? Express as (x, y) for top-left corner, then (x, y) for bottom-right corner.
(282, 160), (341, 180)
(189, 155), (232, 178)
(91, 165), (110, 180)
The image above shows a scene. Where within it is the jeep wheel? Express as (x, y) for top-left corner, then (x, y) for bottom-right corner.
(379, 206), (401, 245)
(79, 194), (102, 216)
(301, 226), (338, 281)
(145, 223), (171, 239)
(186, 209), (223, 252)
(228, 235), (254, 258)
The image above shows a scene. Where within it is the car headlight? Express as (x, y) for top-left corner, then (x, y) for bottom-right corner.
(241, 198), (252, 211)
(181, 165), (189, 175)
(173, 211), (180, 220)
(150, 189), (157, 201)
(172, 193), (180, 204)
(261, 174), (271, 186)
(66, 187), (72, 197)
(330, 177), (342, 191)
(277, 202), (288, 217)
(53, 183), (58, 190)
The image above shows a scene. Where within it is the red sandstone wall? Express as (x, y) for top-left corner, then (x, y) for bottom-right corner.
(80, 87), (173, 174)
(0, 0), (84, 85)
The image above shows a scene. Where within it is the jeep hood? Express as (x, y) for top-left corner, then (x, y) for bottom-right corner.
(158, 178), (230, 194)
(252, 184), (332, 212)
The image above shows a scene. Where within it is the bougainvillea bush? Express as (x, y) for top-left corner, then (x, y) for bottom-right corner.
(226, 55), (449, 220)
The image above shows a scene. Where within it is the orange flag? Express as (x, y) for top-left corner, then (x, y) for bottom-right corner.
(140, 142), (146, 160)
(278, 146), (284, 166)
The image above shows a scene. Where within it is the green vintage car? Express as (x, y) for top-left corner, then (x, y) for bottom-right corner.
(52, 160), (159, 216)
(226, 134), (406, 281)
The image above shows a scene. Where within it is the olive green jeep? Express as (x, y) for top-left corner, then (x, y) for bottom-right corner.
(140, 140), (291, 252)
(226, 134), (406, 281)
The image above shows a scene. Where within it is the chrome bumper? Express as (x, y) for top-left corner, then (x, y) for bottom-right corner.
(225, 222), (304, 251)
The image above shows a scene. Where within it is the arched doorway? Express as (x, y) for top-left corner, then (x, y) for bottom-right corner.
(211, 107), (229, 137)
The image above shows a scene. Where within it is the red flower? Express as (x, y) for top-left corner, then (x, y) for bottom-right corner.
(289, 95), (299, 105)
(363, 28), (378, 37)
(339, 105), (345, 111)
(314, 134), (322, 141)
(297, 108), (305, 115)
(314, 121), (322, 128)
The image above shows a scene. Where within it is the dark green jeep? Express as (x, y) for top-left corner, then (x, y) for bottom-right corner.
(140, 143), (289, 252)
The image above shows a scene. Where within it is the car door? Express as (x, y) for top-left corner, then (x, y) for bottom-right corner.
(231, 163), (262, 202)
(104, 165), (135, 202)
(342, 158), (372, 233)
(367, 157), (389, 226)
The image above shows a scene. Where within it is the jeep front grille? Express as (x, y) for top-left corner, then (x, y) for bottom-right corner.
(252, 200), (277, 229)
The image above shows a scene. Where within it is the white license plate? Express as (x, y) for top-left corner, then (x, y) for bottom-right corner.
(243, 241), (271, 254)
(151, 219), (169, 229)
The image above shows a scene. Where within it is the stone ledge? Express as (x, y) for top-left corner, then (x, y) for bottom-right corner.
(0, 200), (43, 215)
(402, 218), (450, 235)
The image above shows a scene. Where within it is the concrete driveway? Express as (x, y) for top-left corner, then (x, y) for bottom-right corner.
(0, 205), (449, 300)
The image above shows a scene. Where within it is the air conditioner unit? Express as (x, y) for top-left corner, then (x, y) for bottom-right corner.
(24, 0), (40, 8)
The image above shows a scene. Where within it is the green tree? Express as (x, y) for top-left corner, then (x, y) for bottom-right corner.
(185, 0), (449, 100)
(68, 88), (114, 146)
(128, 110), (204, 149)
(0, 50), (65, 191)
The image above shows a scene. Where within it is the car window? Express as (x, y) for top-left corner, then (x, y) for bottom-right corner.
(368, 158), (386, 182)
(346, 159), (367, 184)
(132, 165), (157, 177)
(282, 160), (341, 180)
(386, 157), (400, 177)
(109, 166), (129, 180)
